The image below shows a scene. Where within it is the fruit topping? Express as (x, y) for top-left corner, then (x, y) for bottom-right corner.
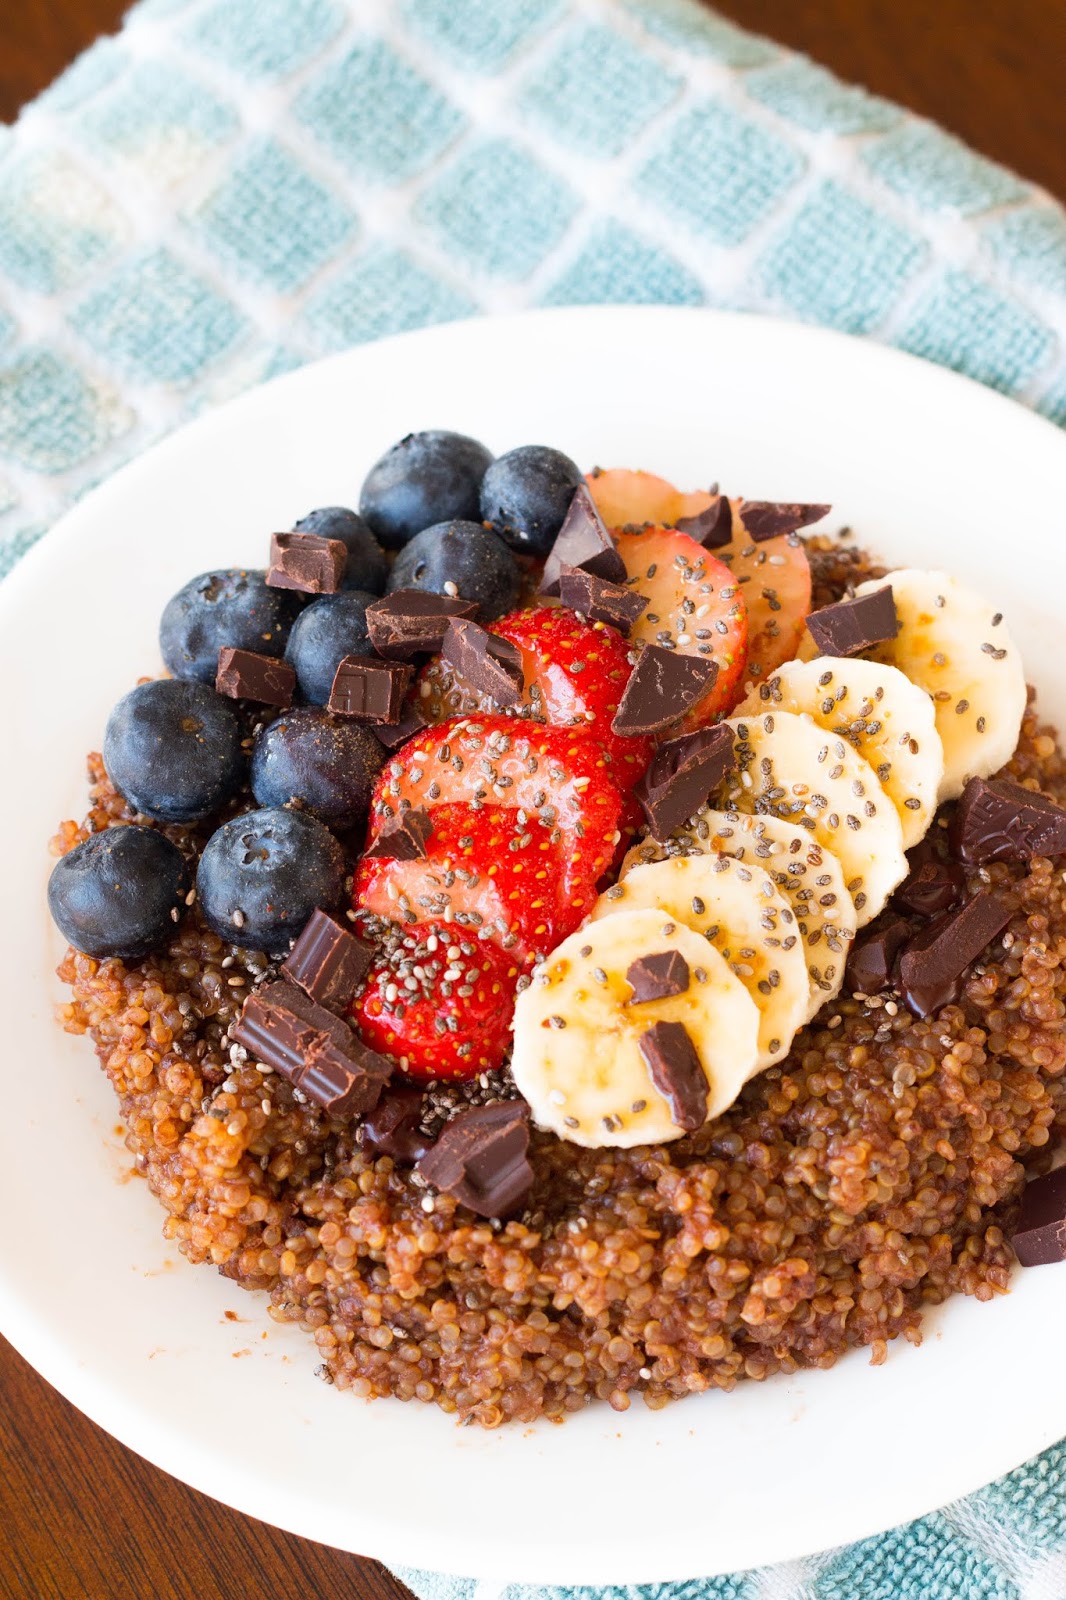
(103, 679), (244, 823)
(48, 825), (190, 961)
(480, 444), (583, 557)
(159, 568), (297, 684)
(250, 707), (384, 829)
(196, 806), (345, 954)
(284, 590), (377, 705)
(386, 519), (520, 621)
(359, 430), (494, 550)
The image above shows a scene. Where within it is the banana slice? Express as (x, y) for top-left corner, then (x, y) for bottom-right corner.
(721, 711), (907, 926)
(852, 570), (1026, 800)
(737, 656), (944, 849)
(510, 909), (759, 1148)
(591, 854), (808, 1070)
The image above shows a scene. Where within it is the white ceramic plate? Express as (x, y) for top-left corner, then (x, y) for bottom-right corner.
(2, 307), (1065, 1586)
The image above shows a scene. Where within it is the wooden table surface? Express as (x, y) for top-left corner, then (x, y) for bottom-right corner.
(2, 5), (1065, 1599)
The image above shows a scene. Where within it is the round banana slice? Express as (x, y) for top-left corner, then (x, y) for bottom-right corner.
(511, 909), (759, 1148)
(721, 711), (907, 926)
(737, 655), (944, 849)
(591, 854), (809, 1071)
(852, 570), (1027, 800)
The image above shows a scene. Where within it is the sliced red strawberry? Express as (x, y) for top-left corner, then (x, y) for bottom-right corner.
(351, 920), (520, 1082)
(586, 468), (713, 528)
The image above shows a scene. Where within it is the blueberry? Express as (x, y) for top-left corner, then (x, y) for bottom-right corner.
(250, 708), (385, 829)
(293, 506), (388, 595)
(160, 569), (298, 684)
(48, 825), (190, 961)
(103, 679), (245, 823)
(386, 520), (520, 622)
(359, 430), (494, 550)
(479, 445), (583, 557)
(284, 590), (378, 705)
(196, 807), (345, 955)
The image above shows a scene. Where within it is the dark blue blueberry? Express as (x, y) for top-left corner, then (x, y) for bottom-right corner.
(159, 569), (298, 684)
(359, 430), (494, 550)
(196, 807), (345, 955)
(250, 708), (384, 830)
(48, 825), (190, 961)
(103, 680), (245, 823)
(479, 445), (583, 557)
(386, 520), (519, 622)
(293, 506), (388, 595)
(284, 590), (378, 705)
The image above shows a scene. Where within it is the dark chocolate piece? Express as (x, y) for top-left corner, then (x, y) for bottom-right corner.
(373, 703), (428, 753)
(556, 565), (649, 636)
(634, 724), (737, 842)
(416, 1101), (533, 1219)
(266, 532), (346, 594)
(952, 776), (1066, 864)
(676, 497), (733, 549)
(281, 907), (373, 1011)
(360, 1086), (433, 1164)
(626, 950), (690, 1003)
(1010, 1166), (1066, 1266)
(366, 589), (479, 660)
(805, 586), (898, 658)
(611, 646), (718, 738)
(365, 806), (433, 861)
(441, 619), (524, 707)
(898, 889), (1012, 1019)
(737, 501), (831, 542)
(539, 483), (626, 597)
(215, 647), (296, 708)
(328, 655), (413, 722)
(233, 980), (390, 1116)
(638, 1021), (708, 1132)
(893, 857), (964, 918)
(845, 916), (909, 995)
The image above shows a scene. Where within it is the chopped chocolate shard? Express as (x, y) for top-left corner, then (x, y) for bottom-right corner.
(898, 889), (1012, 1019)
(638, 1021), (708, 1132)
(893, 856), (964, 918)
(540, 483), (626, 596)
(233, 980), (390, 1116)
(634, 724), (737, 842)
(738, 501), (831, 542)
(1010, 1166), (1066, 1266)
(676, 497), (733, 549)
(806, 586), (899, 658)
(281, 907), (373, 1011)
(952, 776), (1066, 864)
(329, 655), (413, 722)
(556, 565), (649, 636)
(266, 532), (346, 594)
(846, 916), (909, 995)
(416, 1101), (533, 1219)
(365, 806), (433, 861)
(442, 618), (524, 707)
(373, 703), (428, 752)
(216, 647), (295, 708)
(366, 589), (479, 660)
(627, 949), (690, 1003)
(361, 1086), (433, 1164)
(611, 646), (718, 738)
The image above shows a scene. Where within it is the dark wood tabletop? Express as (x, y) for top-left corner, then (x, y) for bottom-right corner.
(2, 5), (1065, 1599)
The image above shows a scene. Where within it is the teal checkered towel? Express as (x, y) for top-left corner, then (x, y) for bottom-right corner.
(5, 0), (1066, 1593)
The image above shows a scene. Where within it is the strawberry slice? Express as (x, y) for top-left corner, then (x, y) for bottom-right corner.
(586, 468), (713, 529)
(351, 920), (520, 1081)
(414, 606), (653, 789)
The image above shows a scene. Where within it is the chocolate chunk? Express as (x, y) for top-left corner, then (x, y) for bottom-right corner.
(233, 980), (390, 1116)
(634, 724), (737, 841)
(893, 857), (964, 918)
(215, 647), (296, 708)
(416, 1101), (533, 1219)
(539, 483), (626, 597)
(737, 502), (831, 542)
(281, 907), (373, 1011)
(1010, 1166), (1066, 1266)
(952, 776), (1066, 864)
(556, 565), (649, 636)
(898, 889), (1012, 1019)
(360, 1086), (433, 1164)
(611, 646), (718, 738)
(266, 532), (346, 594)
(627, 950), (690, 1003)
(805, 586), (899, 658)
(328, 655), (413, 722)
(366, 589), (479, 660)
(441, 619), (524, 706)
(373, 703), (428, 753)
(365, 806), (433, 861)
(846, 916), (909, 995)
(638, 1021), (708, 1132)
(676, 497), (733, 549)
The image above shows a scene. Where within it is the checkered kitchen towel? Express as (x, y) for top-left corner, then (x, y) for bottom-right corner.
(4, 0), (1066, 1593)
